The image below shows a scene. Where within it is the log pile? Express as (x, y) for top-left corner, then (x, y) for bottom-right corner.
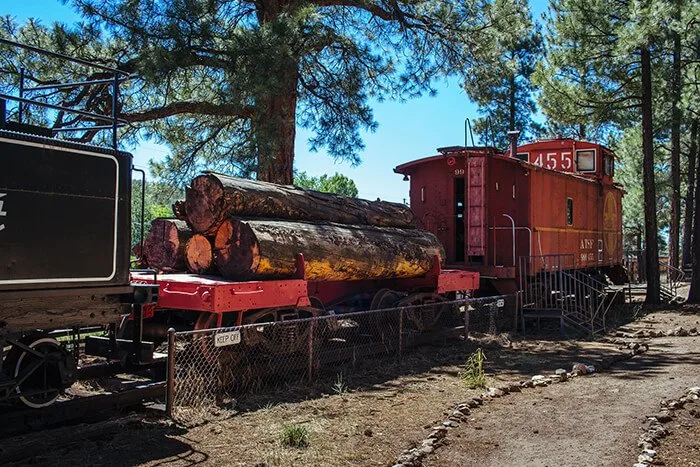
(143, 174), (443, 281)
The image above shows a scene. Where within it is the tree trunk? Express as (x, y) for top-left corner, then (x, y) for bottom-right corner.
(185, 173), (416, 234)
(688, 135), (700, 301)
(184, 234), (214, 274)
(213, 218), (444, 281)
(255, 59), (298, 185)
(668, 0), (683, 274)
(143, 218), (193, 272)
(681, 120), (698, 268)
(509, 73), (516, 132)
(641, 46), (661, 304)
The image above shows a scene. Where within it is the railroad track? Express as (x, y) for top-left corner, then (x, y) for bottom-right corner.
(0, 380), (165, 438)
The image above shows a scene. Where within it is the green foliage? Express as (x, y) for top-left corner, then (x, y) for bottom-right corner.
(131, 179), (183, 247)
(294, 172), (358, 197)
(331, 373), (348, 395)
(464, 0), (543, 148)
(1, 1), (501, 184)
(459, 348), (487, 389)
(280, 424), (310, 448)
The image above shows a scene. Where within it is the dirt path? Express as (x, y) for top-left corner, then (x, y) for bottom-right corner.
(426, 311), (700, 467)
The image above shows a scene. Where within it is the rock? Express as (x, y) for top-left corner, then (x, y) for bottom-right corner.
(532, 375), (546, 382)
(520, 380), (534, 388)
(586, 364), (596, 374)
(422, 438), (437, 447)
(443, 420), (459, 428)
(456, 404), (471, 415)
(508, 382), (522, 392)
(419, 445), (434, 455)
(641, 449), (657, 457)
(555, 368), (567, 377)
(638, 453), (654, 463)
(689, 327), (698, 335)
(688, 387), (700, 396)
(668, 399), (685, 410)
(364, 428), (373, 437)
(572, 363), (588, 375)
(486, 387), (505, 398)
(496, 385), (511, 394)
(647, 413), (672, 423)
(428, 427), (447, 439)
(466, 400), (480, 408)
(551, 375), (562, 383)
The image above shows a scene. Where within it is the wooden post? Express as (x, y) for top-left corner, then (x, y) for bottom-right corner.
(165, 328), (176, 419)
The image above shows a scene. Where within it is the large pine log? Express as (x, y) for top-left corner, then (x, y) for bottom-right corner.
(185, 173), (416, 234)
(143, 218), (193, 272)
(213, 218), (444, 281)
(185, 234), (214, 274)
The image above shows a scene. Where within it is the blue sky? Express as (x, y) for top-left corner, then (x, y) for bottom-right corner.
(5, 0), (549, 203)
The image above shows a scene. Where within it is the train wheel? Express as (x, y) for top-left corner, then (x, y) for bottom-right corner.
(397, 293), (450, 332)
(243, 307), (323, 355)
(4, 334), (66, 409)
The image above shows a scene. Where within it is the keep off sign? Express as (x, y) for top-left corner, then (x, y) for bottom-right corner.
(213, 330), (242, 347)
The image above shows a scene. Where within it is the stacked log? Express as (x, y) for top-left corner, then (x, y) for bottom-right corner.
(213, 218), (443, 281)
(142, 218), (193, 271)
(185, 173), (417, 235)
(143, 175), (443, 281)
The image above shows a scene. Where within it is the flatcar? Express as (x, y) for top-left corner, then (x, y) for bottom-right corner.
(394, 134), (627, 295)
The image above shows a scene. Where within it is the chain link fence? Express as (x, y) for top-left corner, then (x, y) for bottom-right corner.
(165, 295), (515, 424)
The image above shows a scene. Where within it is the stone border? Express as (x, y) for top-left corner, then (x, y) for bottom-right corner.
(633, 386), (700, 466)
(393, 342), (649, 467)
(613, 325), (698, 339)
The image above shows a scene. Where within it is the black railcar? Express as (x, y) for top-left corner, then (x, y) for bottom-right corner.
(0, 40), (156, 409)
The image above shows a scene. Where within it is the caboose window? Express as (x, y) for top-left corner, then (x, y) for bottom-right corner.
(575, 149), (596, 173)
(515, 152), (529, 162)
(604, 154), (614, 176)
(566, 198), (574, 225)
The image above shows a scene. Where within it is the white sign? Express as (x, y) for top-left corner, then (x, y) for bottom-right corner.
(496, 299), (505, 308)
(213, 330), (241, 347)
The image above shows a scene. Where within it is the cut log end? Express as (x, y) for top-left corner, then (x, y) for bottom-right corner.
(214, 218), (260, 278)
(186, 174), (225, 234)
(143, 218), (192, 271)
(185, 234), (214, 274)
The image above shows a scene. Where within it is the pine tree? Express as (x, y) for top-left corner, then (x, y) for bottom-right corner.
(1, 1), (496, 185)
(464, 0), (542, 148)
(533, 0), (667, 303)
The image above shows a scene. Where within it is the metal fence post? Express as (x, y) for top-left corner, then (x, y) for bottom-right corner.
(308, 319), (316, 382)
(463, 303), (470, 340)
(398, 308), (404, 363)
(165, 328), (176, 419)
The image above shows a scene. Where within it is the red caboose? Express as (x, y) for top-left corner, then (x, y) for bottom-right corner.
(394, 136), (627, 294)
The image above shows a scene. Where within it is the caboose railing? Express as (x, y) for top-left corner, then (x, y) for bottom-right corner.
(518, 254), (613, 336)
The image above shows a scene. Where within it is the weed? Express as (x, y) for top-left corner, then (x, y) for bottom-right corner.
(459, 347), (487, 389)
(331, 373), (348, 395)
(280, 424), (310, 448)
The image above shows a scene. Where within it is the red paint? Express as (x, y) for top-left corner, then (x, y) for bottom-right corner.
(131, 258), (479, 318)
(394, 138), (624, 279)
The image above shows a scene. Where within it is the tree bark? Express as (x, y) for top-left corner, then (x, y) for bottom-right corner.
(689, 125), (700, 302)
(668, 0), (683, 274)
(681, 120), (698, 268)
(213, 218), (444, 281)
(641, 46), (661, 304)
(184, 234), (214, 274)
(143, 218), (193, 272)
(185, 173), (417, 234)
(255, 56), (298, 185)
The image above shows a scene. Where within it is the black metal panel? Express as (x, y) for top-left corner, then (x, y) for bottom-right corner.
(0, 130), (132, 291)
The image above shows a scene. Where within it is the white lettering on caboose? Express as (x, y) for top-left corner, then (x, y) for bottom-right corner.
(0, 193), (6, 231)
